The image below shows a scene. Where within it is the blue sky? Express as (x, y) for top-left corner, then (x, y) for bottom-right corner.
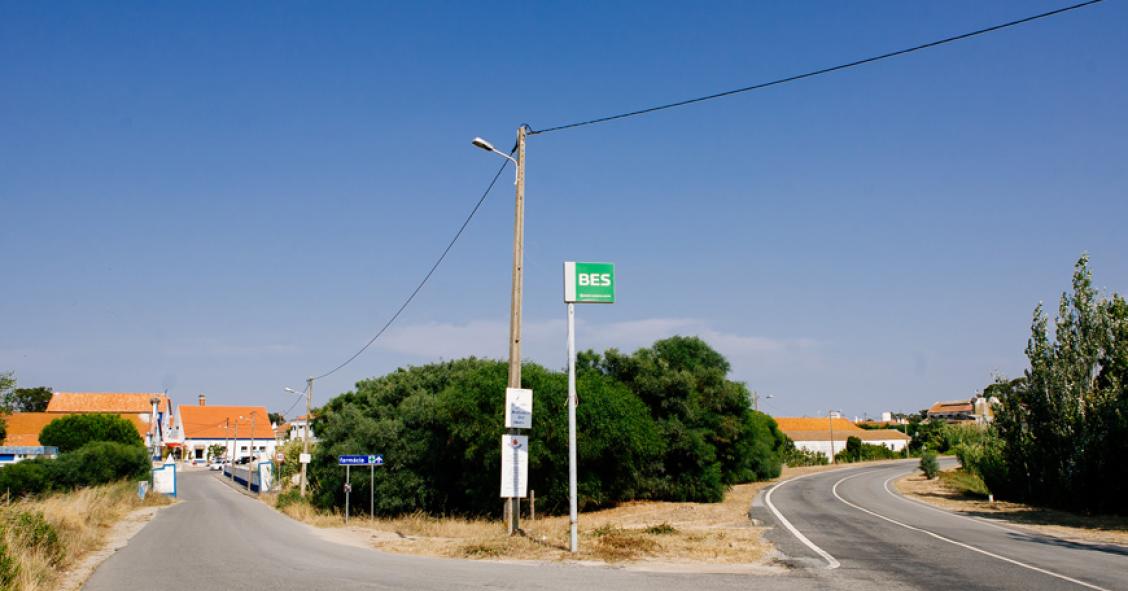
(2, 1), (1125, 420)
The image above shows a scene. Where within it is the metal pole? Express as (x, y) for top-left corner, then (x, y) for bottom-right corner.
(567, 302), (578, 552)
(829, 411), (836, 464)
(232, 422), (238, 480)
(505, 126), (527, 535)
(370, 464), (374, 517)
(345, 465), (351, 524)
(248, 414), (255, 491)
(301, 377), (312, 498)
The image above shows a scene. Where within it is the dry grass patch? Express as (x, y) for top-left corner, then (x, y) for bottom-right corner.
(271, 460), (910, 567)
(896, 470), (1128, 547)
(2, 482), (172, 591)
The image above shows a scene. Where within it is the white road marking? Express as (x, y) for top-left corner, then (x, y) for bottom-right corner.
(763, 471), (841, 569)
(880, 472), (1030, 535)
(831, 471), (1110, 591)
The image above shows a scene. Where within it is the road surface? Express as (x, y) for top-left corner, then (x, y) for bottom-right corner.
(84, 464), (1126, 590)
(758, 459), (1127, 591)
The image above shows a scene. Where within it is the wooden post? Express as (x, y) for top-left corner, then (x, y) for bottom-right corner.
(530, 489), (535, 522)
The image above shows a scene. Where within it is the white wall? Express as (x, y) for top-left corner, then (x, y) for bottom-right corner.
(183, 438), (278, 462)
(793, 437), (907, 457)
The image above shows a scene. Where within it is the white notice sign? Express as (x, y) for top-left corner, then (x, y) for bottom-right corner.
(499, 435), (528, 499)
(504, 388), (533, 429)
(299, 453), (311, 464)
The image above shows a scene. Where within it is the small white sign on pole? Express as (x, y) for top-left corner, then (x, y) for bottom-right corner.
(504, 388), (533, 429)
(299, 453), (311, 464)
(499, 435), (528, 499)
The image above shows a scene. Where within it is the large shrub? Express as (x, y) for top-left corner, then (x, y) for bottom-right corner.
(310, 359), (662, 516)
(584, 337), (785, 500)
(309, 337), (784, 516)
(0, 442), (149, 497)
(39, 414), (143, 453)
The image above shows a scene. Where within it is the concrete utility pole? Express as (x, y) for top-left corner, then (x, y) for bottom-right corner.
(231, 420), (239, 480)
(302, 377), (313, 498)
(505, 126), (527, 535)
(248, 412), (256, 492)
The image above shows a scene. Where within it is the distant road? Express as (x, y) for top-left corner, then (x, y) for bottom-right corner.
(83, 466), (1126, 590)
(760, 459), (1128, 591)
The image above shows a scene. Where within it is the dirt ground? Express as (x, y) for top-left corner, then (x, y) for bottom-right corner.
(269, 460), (904, 571)
(895, 470), (1128, 547)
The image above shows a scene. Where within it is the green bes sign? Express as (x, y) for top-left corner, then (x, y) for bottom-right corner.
(564, 261), (615, 304)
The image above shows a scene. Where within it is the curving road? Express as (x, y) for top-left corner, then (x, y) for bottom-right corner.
(758, 459), (1128, 591)
(82, 465), (1127, 590)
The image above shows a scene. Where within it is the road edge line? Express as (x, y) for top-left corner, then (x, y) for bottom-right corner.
(831, 472), (1109, 591)
(763, 471), (841, 569)
(880, 473), (1031, 535)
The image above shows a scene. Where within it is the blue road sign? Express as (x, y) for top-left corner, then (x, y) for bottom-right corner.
(338, 454), (385, 466)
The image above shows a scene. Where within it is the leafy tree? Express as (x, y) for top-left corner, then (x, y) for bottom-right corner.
(268, 412), (284, 425)
(963, 256), (1128, 514)
(584, 336), (785, 500)
(4, 386), (53, 412)
(207, 444), (226, 461)
(38, 413), (143, 453)
(920, 451), (940, 479)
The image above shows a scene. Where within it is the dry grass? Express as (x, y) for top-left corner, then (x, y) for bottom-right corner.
(2, 482), (171, 591)
(896, 470), (1128, 547)
(272, 460), (905, 567)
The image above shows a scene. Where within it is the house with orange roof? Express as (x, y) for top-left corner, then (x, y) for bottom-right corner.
(774, 416), (911, 458)
(169, 394), (278, 464)
(46, 391), (174, 455)
(0, 411), (149, 464)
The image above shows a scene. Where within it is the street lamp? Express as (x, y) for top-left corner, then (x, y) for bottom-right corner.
(473, 127), (528, 535)
(827, 409), (843, 464)
(284, 379), (314, 498)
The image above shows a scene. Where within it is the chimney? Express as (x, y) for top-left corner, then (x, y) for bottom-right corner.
(198, 393), (206, 407)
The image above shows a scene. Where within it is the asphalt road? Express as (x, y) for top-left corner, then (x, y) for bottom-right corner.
(83, 464), (1126, 590)
(758, 459), (1128, 591)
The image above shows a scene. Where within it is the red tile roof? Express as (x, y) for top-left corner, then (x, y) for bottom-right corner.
(928, 401), (974, 414)
(179, 405), (272, 440)
(2, 412), (149, 446)
(47, 392), (171, 415)
(783, 429), (911, 443)
(774, 417), (863, 433)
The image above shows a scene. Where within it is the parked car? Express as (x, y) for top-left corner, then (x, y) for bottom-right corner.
(208, 461), (225, 471)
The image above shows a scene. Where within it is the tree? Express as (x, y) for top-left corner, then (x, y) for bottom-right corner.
(4, 386), (53, 412)
(268, 412), (284, 425)
(920, 451), (940, 479)
(39, 413), (143, 453)
(967, 256), (1128, 514)
(207, 444), (226, 461)
(0, 372), (14, 407)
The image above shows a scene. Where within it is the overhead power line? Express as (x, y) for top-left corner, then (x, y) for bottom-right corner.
(311, 158), (512, 381)
(529, 0), (1103, 135)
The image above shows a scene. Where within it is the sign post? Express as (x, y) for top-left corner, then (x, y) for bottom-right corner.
(500, 390), (532, 534)
(338, 454), (384, 522)
(563, 261), (615, 553)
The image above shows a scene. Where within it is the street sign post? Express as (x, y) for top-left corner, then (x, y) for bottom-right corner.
(563, 261), (616, 553)
(338, 454), (384, 520)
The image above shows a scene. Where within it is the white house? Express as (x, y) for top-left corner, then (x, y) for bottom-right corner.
(169, 395), (278, 464)
(775, 416), (911, 457)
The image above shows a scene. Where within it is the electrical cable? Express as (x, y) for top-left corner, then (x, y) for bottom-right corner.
(529, 0), (1102, 135)
(311, 157), (512, 381)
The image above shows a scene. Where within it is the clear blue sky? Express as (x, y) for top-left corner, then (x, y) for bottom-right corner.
(2, 1), (1125, 420)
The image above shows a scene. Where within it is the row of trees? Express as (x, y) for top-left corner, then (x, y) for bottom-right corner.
(959, 256), (1127, 515)
(308, 337), (787, 516)
(0, 372), (53, 441)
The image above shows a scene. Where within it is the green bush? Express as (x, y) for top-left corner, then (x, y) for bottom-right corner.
(39, 413), (143, 453)
(0, 442), (149, 497)
(781, 438), (828, 467)
(920, 451), (940, 479)
(2, 509), (63, 566)
(275, 488), (304, 510)
(0, 537), (15, 590)
(835, 436), (900, 463)
(309, 337), (785, 516)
